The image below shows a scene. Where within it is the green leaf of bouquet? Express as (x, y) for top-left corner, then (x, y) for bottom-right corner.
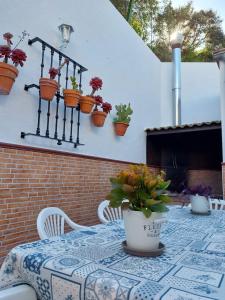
(110, 177), (123, 186)
(151, 203), (169, 212)
(145, 198), (161, 207)
(136, 189), (150, 201)
(157, 180), (171, 190)
(141, 207), (152, 218)
(110, 201), (122, 208)
(106, 193), (122, 207)
(157, 194), (171, 203)
(106, 188), (126, 207)
(111, 188), (126, 198)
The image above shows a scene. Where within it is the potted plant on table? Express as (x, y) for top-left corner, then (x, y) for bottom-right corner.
(0, 32), (27, 95)
(113, 103), (133, 136)
(63, 76), (80, 107)
(182, 185), (211, 214)
(106, 164), (171, 251)
(80, 77), (102, 114)
(91, 96), (112, 127)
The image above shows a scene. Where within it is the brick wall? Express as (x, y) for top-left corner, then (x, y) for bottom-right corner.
(187, 169), (222, 197)
(0, 143), (150, 265)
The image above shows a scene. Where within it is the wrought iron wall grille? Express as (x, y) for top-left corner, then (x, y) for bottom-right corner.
(21, 37), (88, 148)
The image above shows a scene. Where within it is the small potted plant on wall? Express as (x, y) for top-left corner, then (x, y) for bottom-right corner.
(39, 67), (59, 101)
(91, 96), (112, 127)
(182, 185), (211, 214)
(107, 165), (171, 252)
(63, 76), (80, 107)
(113, 103), (133, 136)
(39, 58), (68, 101)
(80, 77), (102, 114)
(0, 32), (27, 95)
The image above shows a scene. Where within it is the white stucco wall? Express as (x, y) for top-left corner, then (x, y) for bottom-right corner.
(0, 0), (221, 163)
(0, 0), (161, 163)
(161, 62), (220, 126)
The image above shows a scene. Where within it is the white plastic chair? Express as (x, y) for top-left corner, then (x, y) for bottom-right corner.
(0, 285), (37, 300)
(209, 198), (225, 210)
(98, 200), (123, 224)
(37, 207), (87, 239)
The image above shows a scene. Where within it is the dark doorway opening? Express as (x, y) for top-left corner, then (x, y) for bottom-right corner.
(146, 122), (222, 196)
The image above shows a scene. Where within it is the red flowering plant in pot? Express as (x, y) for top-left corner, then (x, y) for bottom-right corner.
(91, 96), (112, 127)
(0, 32), (28, 95)
(102, 102), (112, 113)
(39, 58), (68, 101)
(80, 77), (103, 114)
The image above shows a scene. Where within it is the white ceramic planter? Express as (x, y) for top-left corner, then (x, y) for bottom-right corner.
(123, 209), (166, 251)
(190, 195), (209, 213)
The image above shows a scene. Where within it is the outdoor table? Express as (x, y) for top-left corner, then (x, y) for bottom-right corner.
(1, 207), (225, 300)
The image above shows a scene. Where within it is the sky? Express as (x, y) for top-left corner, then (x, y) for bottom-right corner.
(172, 0), (225, 30)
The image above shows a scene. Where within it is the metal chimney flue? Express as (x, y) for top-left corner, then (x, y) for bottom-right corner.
(171, 32), (183, 126)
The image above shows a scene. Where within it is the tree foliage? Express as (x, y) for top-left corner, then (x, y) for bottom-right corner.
(110, 0), (225, 62)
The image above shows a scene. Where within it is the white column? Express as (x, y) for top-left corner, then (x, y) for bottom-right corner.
(213, 49), (225, 161)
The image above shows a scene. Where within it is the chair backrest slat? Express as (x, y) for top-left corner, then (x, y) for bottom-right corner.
(104, 207), (113, 221)
(60, 216), (64, 234)
(114, 207), (120, 220)
(53, 215), (57, 236)
(117, 207), (122, 219)
(48, 218), (53, 236)
(44, 222), (50, 237)
(47, 217), (53, 237)
(98, 200), (123, 224)
(110, 206), (117, 221)
(56, 214), (61, 235)
(106, 206), (115, 221)
(209, 199), (213, 210)
(215, 199), (219, 210)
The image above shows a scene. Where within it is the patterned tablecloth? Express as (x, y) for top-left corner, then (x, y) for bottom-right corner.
(1, 207), (225, 300)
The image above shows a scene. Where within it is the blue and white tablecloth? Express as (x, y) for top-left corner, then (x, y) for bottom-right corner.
(1, 207), (225, 300)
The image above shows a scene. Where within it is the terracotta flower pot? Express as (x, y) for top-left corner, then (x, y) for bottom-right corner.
(91, 111), (107, 127)
(0, 62), (19, 95)
(39, 78), (58, 101)
(63, 89), (80, 108)
(80, 95), (95, 114)
(114, 122), (129, 136)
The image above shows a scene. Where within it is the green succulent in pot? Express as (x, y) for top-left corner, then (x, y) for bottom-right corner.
(114, 103), (133, 123)
(63, 76), (81, 108)
(113, 103), (133, 136)
(70, 76), (79, 90)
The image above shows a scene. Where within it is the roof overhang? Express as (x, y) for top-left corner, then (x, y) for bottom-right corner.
(145, 121), (221, 136)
